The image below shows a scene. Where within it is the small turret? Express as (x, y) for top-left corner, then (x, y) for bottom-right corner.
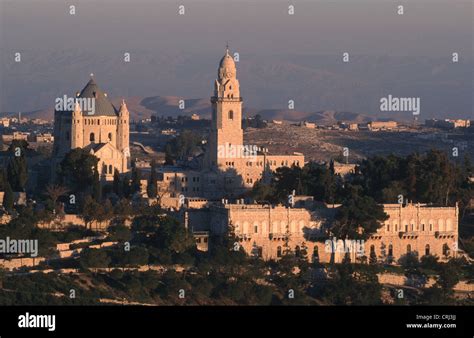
(71, 102), (84, 149)
(119, 99), (129, 116)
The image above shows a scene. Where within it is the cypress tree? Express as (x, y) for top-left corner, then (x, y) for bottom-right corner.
(147, 160), (157, 198)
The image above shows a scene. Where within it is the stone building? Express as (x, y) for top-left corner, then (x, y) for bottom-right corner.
(52, 77), (130, 181)
(155, 48), (304, 200)
(192, 200), (459, 263)
(368, 121), (398, 131)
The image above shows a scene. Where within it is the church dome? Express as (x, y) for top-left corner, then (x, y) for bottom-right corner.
(78, 77), (118, 116)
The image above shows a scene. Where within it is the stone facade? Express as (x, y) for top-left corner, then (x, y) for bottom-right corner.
(52, 77), (130, 181)
(194, 201), (459, 263)
(155, 48), (304, 200)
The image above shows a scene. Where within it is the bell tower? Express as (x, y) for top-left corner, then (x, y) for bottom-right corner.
(208, 46), (244, 168)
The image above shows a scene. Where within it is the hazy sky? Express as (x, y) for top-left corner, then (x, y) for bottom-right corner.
(2, 0), (471, 55)
(0, 0), (472, 117)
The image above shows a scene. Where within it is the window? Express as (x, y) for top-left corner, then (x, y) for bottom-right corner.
(370, 245), (375, 255)
(407, 244), (411, 254)
(228, 110), (234, 120)
(425, 244), (430, 256)
(388, 244), (393, 257)
(277, 246), (282, 258)
(109, 165), (113, 174)
(254, 225), (258, 234)
(108, 132), (112, 141)
(90, 133), (95, 142)
(442, 243), (449, 257)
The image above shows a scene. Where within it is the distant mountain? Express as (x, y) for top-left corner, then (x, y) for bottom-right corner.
(1, 95), (410, 126)
(1, 49), (471, 121)
(140, 96), (211, 119)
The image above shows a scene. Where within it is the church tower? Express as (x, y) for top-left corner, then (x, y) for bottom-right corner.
(117, 100), (130, 172)
(208, 47), (244, 168)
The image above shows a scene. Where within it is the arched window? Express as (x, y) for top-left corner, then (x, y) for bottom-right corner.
(439, 219), (445, 232)
(228, 110), (234, 120)
(446, 219), (453, 231)
(388, 244), (393, 257)
(254, 224), (258, 234)
(90, 133), (95, 142)
(277, 246), (282, 258)
(108, 132), (112, 142)
(407, 244), (411, 254)
(370, 245), (375, 255)
(425, 244), (430, 256)
(108, 165), (113, 174)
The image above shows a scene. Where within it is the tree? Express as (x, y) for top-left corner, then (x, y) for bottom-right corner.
(399, 252), (427, 288)
(80, 248), (111, 269)
(130, 167), (141, 195)
(332, 185), (388, 240)
(164, 130), (202, 164)
(6, 140), (28, 191)
(58, 149), (99, 193)
(154, 217), (195, 255)
(3, 180), (14, 212)
(45, 184), (69, 214)
(435, 260), (461, 294)
(107, 223), (132, 242)
(81, 195), (100, 229)
(114, 198), (133, 218)
(147, 160), (158, 198)
(113, 169), (122, 197)
(92, 167), (101, 201)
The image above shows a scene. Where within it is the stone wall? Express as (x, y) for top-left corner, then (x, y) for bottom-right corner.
(202, 202), (459, 263)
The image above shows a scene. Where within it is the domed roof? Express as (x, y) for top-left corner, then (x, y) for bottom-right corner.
(78, 77), (118, 116)
(218, 48), (236, 72)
